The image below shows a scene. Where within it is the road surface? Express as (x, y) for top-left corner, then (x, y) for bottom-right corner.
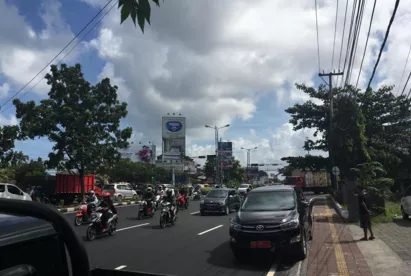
(64, 194), (317, 276)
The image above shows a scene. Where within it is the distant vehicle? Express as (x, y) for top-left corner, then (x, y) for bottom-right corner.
(270, 182), (282, 185)
(102, 183), (138, 201)
(0, 183), (32, 201)
(400, 186), (411, 219)
(229, 185), (312, 263)
(200, 188), (241, 216)
(237, 184), (251, 194)
(284, 169), (330, 194)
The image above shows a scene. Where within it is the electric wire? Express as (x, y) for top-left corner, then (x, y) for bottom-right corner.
(399, 44), (411, 96)
(346, 0), (364, 85)
(331, 0), (340, 70)
(0, 0), (114, 111)
(356, 0), (377, 89)
(0, 0), (118, 114)
(341, 0), (358, 87)
(315, 0), (322, 73)
(367, 0), (401, 89)
(336, 0), (350, 86)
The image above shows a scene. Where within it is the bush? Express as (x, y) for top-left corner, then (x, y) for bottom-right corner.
(372, 201), (401, 224)
(201, 187), (212, 195)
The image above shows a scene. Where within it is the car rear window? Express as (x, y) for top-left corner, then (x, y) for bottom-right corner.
(0, 185), (5, 193)
(206, 190), (228, 198)
(239, 184), (249, 188)
(104, 185), (115, 190)
(241, 190), (295, 211)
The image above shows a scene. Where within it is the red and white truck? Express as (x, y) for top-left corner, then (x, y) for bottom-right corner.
(284, 169), (331, 194)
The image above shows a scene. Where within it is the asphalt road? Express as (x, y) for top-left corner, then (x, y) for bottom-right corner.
(64, 194), (317, 276)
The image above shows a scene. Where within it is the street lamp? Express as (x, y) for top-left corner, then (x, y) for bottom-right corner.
(241, 146), (258, 167)
(205, 124), (230, 184)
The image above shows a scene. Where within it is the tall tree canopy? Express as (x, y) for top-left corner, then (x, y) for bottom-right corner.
(0, 125), (19, 168)
(119, 0), (163, 32)
(13, 64), (132, 197)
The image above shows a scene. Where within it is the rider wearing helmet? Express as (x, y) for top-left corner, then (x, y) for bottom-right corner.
(162, 189), (176, 219)
(86, 189), (98, 218)
(143, 187), (155, 215)
(100, 192), (117, 231)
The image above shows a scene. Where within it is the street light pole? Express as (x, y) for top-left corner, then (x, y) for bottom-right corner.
(241, 147), (258, 167)
(205, 124), (230, 184)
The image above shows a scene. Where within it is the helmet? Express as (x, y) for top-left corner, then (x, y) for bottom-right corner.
(146, 187), (153, 192)
(103, 192), (111, 198)
(162, 185), (166, 190)
(166, 189), (172, 197)
(88, 189), (95, 195)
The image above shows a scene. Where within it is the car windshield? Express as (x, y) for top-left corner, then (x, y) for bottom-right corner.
(241, 190), (295, 211)
(239, 184), (249, 188)
(285, 177), (299, 184)
(206, 190), (228, 198)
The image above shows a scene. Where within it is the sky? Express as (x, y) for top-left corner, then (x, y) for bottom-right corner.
(1, 0), (411, 175)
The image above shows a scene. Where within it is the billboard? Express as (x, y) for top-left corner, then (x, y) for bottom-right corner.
(162, 117), (186, 162)
(218, 141), (233, 169)
(137, 144), (153, 163)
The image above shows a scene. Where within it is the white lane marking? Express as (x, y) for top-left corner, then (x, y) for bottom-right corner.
(197, 225), (224, 236)
(296, 261), (302, 276)
(115, 265), (127, 270)
(117, 223), (150, 232)
(191, 211), (200, 215)
(266, 261), (279, 276)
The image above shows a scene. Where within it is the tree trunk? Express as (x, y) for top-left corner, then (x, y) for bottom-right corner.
(79, 169), (85, 202)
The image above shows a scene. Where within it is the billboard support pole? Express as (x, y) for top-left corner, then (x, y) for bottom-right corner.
(172, 167), (175, 186)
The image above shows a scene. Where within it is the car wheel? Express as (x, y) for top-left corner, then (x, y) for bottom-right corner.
(225, 205), (230, 215)
(117, 195), (122, 202)
(133, 194), (138, 200)
(402, 206), (409, 220)
(200, 211), (205, 216)
(233, 249), (249, 264)
(295, 229), (308, 260)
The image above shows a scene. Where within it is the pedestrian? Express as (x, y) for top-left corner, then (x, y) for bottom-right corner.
(356, 185), (375, 241)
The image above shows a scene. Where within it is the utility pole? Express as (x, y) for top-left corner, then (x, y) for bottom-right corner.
(205, 124), (230, 185)
(318, 70), (343, 189)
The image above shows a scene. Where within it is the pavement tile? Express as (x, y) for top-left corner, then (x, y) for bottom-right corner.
(308, 201), (372, 276)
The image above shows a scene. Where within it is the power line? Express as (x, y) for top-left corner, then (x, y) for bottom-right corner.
(341, 0), (358, 87)
(0, 0), (114, 111)
(367, 0), (401, 89)
(315, 0), (322, 72)
(399, 44), (411, 96)
(331, 0), (340, 70)
(348, 0), (366, 85)
(356, 0), (377, 89)
(336, 0), (350, 85)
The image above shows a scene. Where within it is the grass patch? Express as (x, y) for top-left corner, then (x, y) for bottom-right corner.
(371, 201), (401, 224)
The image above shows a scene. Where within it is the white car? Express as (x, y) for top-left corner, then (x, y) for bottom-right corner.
(237, 184), (251, 194)
(102, 183), (138, 201)
(400, 186), (411, 219)
(0, 183), (32, 201)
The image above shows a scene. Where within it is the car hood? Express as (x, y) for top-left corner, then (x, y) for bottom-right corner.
(203, 197), (226, 203)
(235, 210), (295, 224)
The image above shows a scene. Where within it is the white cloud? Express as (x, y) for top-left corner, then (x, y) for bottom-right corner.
(249, 129), (256, 136)
(0, 83), (10, 98)
(0, 114), (18, 126)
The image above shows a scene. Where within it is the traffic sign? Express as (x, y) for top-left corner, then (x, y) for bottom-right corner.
(332, 166), (340, 176)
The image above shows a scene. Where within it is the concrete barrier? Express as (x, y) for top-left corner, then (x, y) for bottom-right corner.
(57, 201), (141, 213)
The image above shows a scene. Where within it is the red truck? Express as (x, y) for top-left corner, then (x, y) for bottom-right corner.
(45, 174), (103, 204)
(284, 169), (331, 194)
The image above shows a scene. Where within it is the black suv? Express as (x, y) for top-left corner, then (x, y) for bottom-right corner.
(200, 188), (241, 216)
(229, 185), (312, 262)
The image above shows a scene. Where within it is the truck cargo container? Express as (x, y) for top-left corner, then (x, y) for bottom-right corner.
(284, 169), (330, 194)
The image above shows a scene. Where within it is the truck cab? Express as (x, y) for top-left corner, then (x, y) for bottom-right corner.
(284, 176), (304, 188)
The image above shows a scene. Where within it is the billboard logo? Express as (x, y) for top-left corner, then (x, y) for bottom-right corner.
(165, 121), (183, 132)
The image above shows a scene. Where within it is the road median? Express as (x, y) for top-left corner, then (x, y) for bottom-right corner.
(58, 201), (141, 213)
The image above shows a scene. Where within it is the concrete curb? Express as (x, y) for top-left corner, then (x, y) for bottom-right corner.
(328, 194), (349, 220)
(57, 201), (142, 213)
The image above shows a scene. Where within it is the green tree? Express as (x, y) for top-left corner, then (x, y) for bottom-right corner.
(119, 0), (163, 32)
(13, 64), (132, 199)
(203, 158), (215, 178)
(223, 159), (245, 183)
(14, 159), (47, 190)
(0, 125), (19, 168)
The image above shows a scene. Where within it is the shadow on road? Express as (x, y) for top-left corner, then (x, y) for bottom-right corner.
(393, 218), (411, 228)
(205, 241), (273, 272)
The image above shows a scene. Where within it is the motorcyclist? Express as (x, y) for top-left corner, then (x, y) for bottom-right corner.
(100, 192), (117, 232)
(143, 187), (155, 215)
(86, 190), (99, 218)
(162, 189), (176, 219)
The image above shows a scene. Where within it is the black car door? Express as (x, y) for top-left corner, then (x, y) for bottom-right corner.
(295, 188), (310, 233)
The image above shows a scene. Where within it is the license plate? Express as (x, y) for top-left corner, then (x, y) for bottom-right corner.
(251, 241), (271, 249)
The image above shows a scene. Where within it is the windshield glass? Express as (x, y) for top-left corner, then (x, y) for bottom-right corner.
(206, 190), (228, 198)
(239, 184), (249, 188)
(241, 190), (295, 211)
(285, 177), (299, 184)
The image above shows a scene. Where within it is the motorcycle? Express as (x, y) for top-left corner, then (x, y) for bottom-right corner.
(193, 191), (201, 200)
(137, 200), (155, 219)
(86, 207), (118, 241)
(177, 194), (189, 209)
(74, 202), (96, 226)
(159, 202), (177, 229)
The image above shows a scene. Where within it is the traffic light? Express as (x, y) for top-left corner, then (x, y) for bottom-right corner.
(151, 176), (155, 179)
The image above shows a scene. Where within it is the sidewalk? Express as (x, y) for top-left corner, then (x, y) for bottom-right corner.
(307, 200), (372, 276)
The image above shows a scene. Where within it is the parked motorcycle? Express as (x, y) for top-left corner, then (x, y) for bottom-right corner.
(159, 202), (177, 229)
(137, 200), (155, 219)
(74, 202), (96, 226)
(86, 207), (118, 241)
(193, 191), (201, 200)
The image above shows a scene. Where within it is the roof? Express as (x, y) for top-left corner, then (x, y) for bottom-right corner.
(250, 185), (294, 193)
(0, 214), (55, 247)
